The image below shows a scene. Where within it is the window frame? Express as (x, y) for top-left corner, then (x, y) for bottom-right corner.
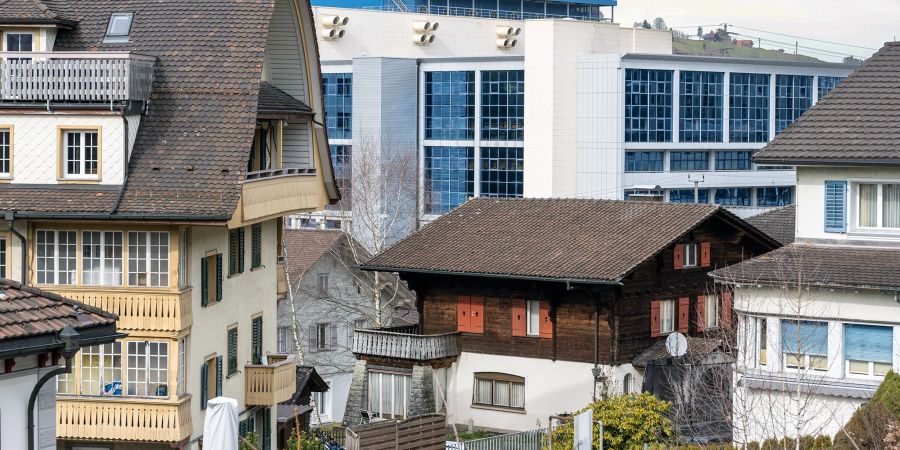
(0, 125), (13, 179)
(659, 299), (676, 334)
(472, 372), (526, 411)
(624, 151), (664, 173)
(58, 127), (101, 181)
(227, 326), (239, 376)
(424, 146), (475, 214)
(177, 337), (187, 397)
(35, 229), (77, 285)
(669, 151), (710, 172)
(367, 370), (411, 420)
(0, 235), (7, 279)
(424, 71), (476, 141)
(525, 299), (540, 337)
(78, 342), (123, 396)
(178, 228), (189, 289)
(705, 295), (720, 329)
(851, 181), (900, 231)
(127, 231), (170, 287)
(104, 13), (134, 41)
(843, 323), (893, 379)
(81, 231), (124, 287)
(682, 243), (698, 268)
(781, 319), (828, 373)
(126, 340), (169, 398)
(480, 70), (525, 141)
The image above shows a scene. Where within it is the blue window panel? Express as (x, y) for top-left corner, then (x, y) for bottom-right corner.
(714, 188), (751, 206)
(322, 73), (352, 139)
(818, 76), (846, 99)
(480, 147), (523, 198)
(845, 324), (893, 363)
(679, 71), (724, 143)
(329, 144), (352, 192)
(730, 73), (770, 143)
(624, 151), (663, 172)
(781, 320), (828, 356)
(523, 0), (545, 14)
(757, 187), (794, 207)
(670, 189), (708, 204)
(450, 0), (473, 8)
(824, 180), (847, 232)
(481, 70), (524, 141)
(475, 0), (497, 10)
(545, 2), (567, 16)
(625, 69), (673, 143)
(715, 151), (751, 171)
(670, 151), (709, 172)
(425, 71), (476, 140)
(424, 146), (474, 214)
(775, 75), (813, 133)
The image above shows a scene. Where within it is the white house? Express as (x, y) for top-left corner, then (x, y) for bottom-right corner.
(711, 42), (900, 443)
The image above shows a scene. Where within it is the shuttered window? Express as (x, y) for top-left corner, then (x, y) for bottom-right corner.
(252, 316), (263, 365)
(824, 180), (847, 232)
(200, 360), (209, 410)
(229, 228), (244, 275)
(262, 407), (272, 450)
(251, 223), (262, 269)
(227, 328), (238, 376)
(677, 297), (689, 333)
(457, 296), (484, 333)
(845, 324), (893, 377)
(216, 355), (223, 398)
(201, 253), (223, 306)
(781, 320), (827, 371)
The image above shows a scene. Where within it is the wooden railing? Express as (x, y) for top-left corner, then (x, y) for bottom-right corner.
(56, 395), (191, 443)
(352, 329), (461, 361)
(50, 287), (192, 333)
(245, 354), (297, 406)
(0, 52), (155, 102)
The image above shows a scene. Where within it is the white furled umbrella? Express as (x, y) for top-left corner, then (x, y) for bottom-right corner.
(204, 397), (239, 450)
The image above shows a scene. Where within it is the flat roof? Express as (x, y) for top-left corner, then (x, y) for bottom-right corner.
(622, 53), (859, 70)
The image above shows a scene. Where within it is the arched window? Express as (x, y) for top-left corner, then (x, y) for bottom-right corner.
(623, 373), (633, 394)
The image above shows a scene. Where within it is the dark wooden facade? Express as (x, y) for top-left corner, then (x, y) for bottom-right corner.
(402, 214), (776, 366)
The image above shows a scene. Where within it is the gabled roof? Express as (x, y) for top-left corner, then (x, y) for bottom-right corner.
(753, 42), (900, 166)
(0, 279), (117, 341)
(362, 198), (779, 284)
(0, 0), (76, 26)
(710, 243), (900, 290)
(632, 336), (723, 368)
(283, 229), (345, 282)
(746, 205), (796, 245)
(258, 82), (314, 119)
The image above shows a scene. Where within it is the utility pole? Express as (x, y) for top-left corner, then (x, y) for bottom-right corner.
(688, 174), (705, 203)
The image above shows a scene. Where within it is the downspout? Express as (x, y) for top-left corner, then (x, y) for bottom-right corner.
(27, 358), (72, 450)
(5, 212), (26, 283)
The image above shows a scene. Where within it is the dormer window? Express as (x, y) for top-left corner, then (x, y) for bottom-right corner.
(104, 13), (134, 43)
(60, 129), (100, 181)
(5, 32), (32, 51)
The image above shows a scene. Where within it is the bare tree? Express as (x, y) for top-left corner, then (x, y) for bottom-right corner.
(652, 17), (668, 31)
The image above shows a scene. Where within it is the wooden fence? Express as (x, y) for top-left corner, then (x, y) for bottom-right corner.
(446, 429), (547, 450)
(344, 414), (446, 450)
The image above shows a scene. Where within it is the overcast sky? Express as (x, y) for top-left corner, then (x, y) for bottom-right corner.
(615, 0), (900, 61)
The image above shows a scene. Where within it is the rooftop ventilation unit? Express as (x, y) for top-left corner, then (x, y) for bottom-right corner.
(495, 25), (520, 49)
(413, 20), (439, 46)
(321, 15), (349, 40)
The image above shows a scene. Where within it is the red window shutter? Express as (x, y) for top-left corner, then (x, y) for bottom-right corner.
(722, 291), (733, 329)
(457, 296), (471, 332)
(470, 296), (485, 334)
(539, 300), (553, 339)
(650, 300), (661, 337)
(696, 295), (706, 333)
(701, 242), (711, 268)
(678, 297), (689, 333)
(673, 244), (684, 270)
(511, 299), (526, 337)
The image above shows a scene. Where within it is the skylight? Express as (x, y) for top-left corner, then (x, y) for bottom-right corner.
(104, 13), (134, 43)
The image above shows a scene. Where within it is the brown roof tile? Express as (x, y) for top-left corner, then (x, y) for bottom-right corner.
(710, 243), (900, 289)
(0, 279), (117, 341)
(746, 205), (796, 245)
(283, 229), (345, 282)
(0, 0), (75, 25)
(258, 82), (313, 118)
(0, 186), (118, 214)
(363, 198), (774, 283)
(754, 42), (900, 165)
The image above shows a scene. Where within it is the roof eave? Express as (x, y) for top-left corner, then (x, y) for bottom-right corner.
(0, 18), (77, 28)
(752, 157), (900, 167)
(356, 264), (624, 286)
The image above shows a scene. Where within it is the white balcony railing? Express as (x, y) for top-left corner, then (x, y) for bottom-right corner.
(0, 52), (155, 102)
(352, 328), (461, 361)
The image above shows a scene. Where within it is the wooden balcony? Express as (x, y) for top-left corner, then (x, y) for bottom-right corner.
(56, 396), (191, 443)
(352, 328), (461, 362)
(0, 52), (155, 102)
(235, 168), (329, 224)
(50, 287), (192, 333)
(245, 354), (297, 406)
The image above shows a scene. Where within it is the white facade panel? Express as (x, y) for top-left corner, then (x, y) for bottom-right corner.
(577, 53), (623, 199)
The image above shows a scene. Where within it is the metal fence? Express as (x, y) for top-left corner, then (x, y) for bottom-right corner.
(446, 428), (547, 450)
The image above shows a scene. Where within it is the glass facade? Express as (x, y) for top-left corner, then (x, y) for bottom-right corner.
(322, 73), (352, 139)
(730, 73), (770, 143)
(625, 69), (673, 143)
(670, 189), (709, 203)
(425, 71), (475, 140)
(329, 144), (352, 191)
(775, 75), (813, 133)
(480, 147), (524, 198)
(424, 146), (474, 214)
(757, 187), (794, 206)
(481, 70), (524, 141)
(715, 151), (752, 171)
(679, 71), (723, 142)
(818, 76), (846, 99)
(625, 151), (664, 172)
(715, 188), (752, 206)
(670, 151), (709, 172)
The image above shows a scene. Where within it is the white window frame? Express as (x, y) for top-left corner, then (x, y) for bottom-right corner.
(62, 130), (99, 180)
(79, 342), (123, 396)
(367, 371), (410, 419)
(843, 323), (894, 379)
(849, 179), (900, 232)
(3, 32), (33, 52)
(316, 323), (339, 351)
(756, 317), (767, 368)
(277, 326), (294, 354)
(705, 295), (720, 329)
(473, 374), (526, 410)
(312, 379), (333, 424)
(178, 228), (189, 288)
(127, 231), (170, 287)
(0, 128), (11, 177)
(126, 340), (169, 398)
(0, 236), (7, 279)
(660, 299), (675, 334)
(177, 337), (187, 396)
(525, 299), (540, 336)
(81, 231), (123, 286)
(35, 229), (77, 285)
(317, 273), (329, 295)
(683, 243), (698, 268)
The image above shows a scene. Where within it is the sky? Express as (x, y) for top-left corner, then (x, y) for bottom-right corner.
(313, 0), (900, 61)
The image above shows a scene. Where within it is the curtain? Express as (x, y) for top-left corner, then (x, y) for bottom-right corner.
(475, 378), (492, 404)
(845, 324), (893, 363)
(510, 382), (525, 408)
(883, 184), (900, 228)
(393, 375), (406, 417)
(493, 380), (510, 407)
(367, 374), (380, 415)
(381, 373), (391, 416)
(859, 184), (878, 227)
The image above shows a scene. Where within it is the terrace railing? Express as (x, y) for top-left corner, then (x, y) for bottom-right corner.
(352, 328), (461, 361)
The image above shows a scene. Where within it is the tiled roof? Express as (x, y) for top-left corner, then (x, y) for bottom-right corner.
(746, 205), (796, 245)
(283, 229), (344, 282)
(0, 279), (117, 341)
(0, 186), (119, 214)
(710, 243), (900, 289)
(753, 42), (900, 165)
(0, 0), (75, 25)
(363, 198), (775, 283)
(632, 336), (723, 368)
(258, 82), (313, 118)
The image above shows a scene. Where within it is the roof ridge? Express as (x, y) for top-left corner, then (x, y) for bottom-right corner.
(29, 0), (57, 19)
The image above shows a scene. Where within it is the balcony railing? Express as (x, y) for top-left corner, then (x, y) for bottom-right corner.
(245, 354), (297, 406)
(50, 287), (192, 333)
(0, 52), (155, 102)
(352, 328), (461, 361)
(56, 396), (191, 443)
(238, 168), (328, 224)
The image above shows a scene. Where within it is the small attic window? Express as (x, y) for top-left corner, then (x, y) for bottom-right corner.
(104, 13), (134, 43)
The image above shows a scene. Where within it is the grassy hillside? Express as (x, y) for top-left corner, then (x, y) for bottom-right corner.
(673, 38), (820, 62)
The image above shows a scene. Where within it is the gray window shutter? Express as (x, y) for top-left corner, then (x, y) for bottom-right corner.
(252, 317), (262, 364)
(200, 361), (209, 409)
(215, 355), (223, 397)
(262, 407), (272, 450)
(825, 180), (847, 232)
(238, 228), (245, 273)
(200, 257), (209, 306)
(309, 324), (317, 352)
(216, 253), (223, 301)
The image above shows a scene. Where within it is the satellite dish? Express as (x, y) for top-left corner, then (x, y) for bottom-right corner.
(666, 332), (688, 357)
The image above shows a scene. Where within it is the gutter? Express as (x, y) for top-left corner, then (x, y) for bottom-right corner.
(356, 264), (623, 286)
(752, 158), (900, 167)
(6, 211), (230, 222)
